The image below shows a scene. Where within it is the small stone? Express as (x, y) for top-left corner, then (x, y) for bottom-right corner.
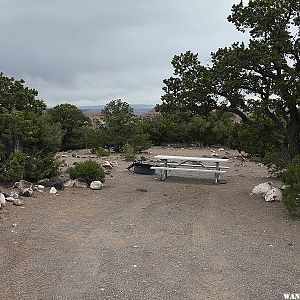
(0, 193), (6, 209)
(136, 187), (148, 192)
(74, 179), (88, 188)
(20, 188), (33, 197)
(90, 181), (103, 190)
(13, 198), (24, 206)
(64, 180), (75, 187)
(6, 197), (15, 202)
(49, 187), (57, 194)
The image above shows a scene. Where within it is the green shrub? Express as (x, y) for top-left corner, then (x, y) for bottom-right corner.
(122, 143), (136, 161)
(0, 151), (26, 182)
(95, 147), (110, 157)
(25, 152), (60, 183)
(283, 155), (300, 218)
(69, 160), (105, 184)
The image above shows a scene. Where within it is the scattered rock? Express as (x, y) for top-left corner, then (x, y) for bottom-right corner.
(6, 197), (16, 202)
(4, 191), (19, 199)
(64, 180), (75, 188)
(251, 182), (272, 195)
(251, 182), (282, 202)
(0, 193), (6, 209)
(38, 185), (45, 190)
(20, 188), (33, 197)
(264, 187), (283, 202)
(13, 198), (24, 206)
(39, 177), (64, 190)
(32, 185), (39, 192)
(18, 180), (33, 190)
(72, 153), (76, 158)
(90, 181), (103, 190)
(61, 154), (68, 158)
(59, 173), (71, 183)
(74, 178), (88, 188)
(49, 187), (57, 194)
(102, 161), (113, 169)
(136, 187), (149, 192)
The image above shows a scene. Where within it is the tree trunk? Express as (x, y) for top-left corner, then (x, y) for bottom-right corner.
(282, 118), (300, 164)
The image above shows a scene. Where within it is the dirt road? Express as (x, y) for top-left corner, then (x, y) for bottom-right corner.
(0, 147), (299, 299)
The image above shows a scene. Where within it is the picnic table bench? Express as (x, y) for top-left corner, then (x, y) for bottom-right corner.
(151, 155), (229, 184)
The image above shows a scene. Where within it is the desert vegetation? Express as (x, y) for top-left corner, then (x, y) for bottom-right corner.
(0, 0), (299, 216)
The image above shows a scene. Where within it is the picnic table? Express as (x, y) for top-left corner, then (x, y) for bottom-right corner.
(151, 155), (229, 184)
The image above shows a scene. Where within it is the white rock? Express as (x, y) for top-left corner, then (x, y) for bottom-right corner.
(0, 193), (6, 209)
(251, 182), (272, 195)
(38, 185), (45, 190)
(6, 197), (15, 202)
(18, 180), (33, 190)
(218, 148), (225, 151)
(74, 180), (88, 188)
(90, 181), (103, 190)
(13, 198), (24, 206)
(264, 187), (283, 202)
(49, 187), (57, 194)
(20, 188), (33, 197)
(102, 161), (113, 169)
(64, 180), (75, 187)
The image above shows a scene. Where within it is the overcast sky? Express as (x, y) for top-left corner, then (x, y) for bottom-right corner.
(1, 0), (246, 107)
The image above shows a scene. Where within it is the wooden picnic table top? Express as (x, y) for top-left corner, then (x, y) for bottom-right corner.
(154, 155), (228, 163)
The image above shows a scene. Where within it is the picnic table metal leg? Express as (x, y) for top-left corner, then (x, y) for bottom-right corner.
(163, 159), (168, 180)
(214, 162), (220, 184)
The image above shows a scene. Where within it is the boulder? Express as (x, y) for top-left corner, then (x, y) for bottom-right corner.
(20, 188), (33, 197)
(13, 198), (24, 206)
(17, 180), (33, 197)
(251, 182), (272, 195)
(64, 180), (75, 188)
(264, 187), (283, 202)
(39, 177), (64, 190)
(6, 197), (16, 202)
(18, 180), (33, 190)
(251, 182), (282, 202)
(0, 193), (6, 209)
(4, 191), (19, 199)
(90, 181), (103, 190)
(102, 161), (113, 169)
(74, 178), (88, 188)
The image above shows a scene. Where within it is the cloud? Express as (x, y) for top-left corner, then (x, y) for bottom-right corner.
(0, 0), (245, 106)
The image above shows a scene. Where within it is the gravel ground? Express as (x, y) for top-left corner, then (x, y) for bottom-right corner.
(0, 147), (299, 300)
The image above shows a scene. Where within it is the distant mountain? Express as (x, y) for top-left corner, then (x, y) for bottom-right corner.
(79, 104), (155, 116)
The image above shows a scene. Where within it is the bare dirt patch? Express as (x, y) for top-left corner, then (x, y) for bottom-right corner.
(0, 147), (299, 299)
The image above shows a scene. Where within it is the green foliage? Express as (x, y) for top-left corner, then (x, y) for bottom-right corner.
(283, 155), (300, 217)
(84, 126), (107, 150)
(122, 143), (136, 161)
(24, 152), (60, 183)
(0, 151), (26, 182)
(96, 99), (151, 152)
(0, 73), (62, 183)
(141, 115), (181, 145)
(69, 160), (105, 184)
(159, 0), (300, 166)
(47, 104), (90, 151)
(0, 72), (46, 114)
(101, 99), (135, 152)
(95, 147), (110, 157)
